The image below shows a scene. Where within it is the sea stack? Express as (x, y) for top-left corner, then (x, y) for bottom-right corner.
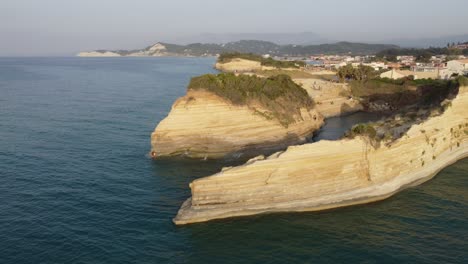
(173, 80), (468, 224)
(151, 73), (324, 159)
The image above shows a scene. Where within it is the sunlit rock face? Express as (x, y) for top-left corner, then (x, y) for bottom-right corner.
(174, 85), (468, 225)
(151, 90), (324, 160)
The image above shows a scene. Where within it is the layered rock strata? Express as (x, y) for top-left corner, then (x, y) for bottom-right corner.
(174, 85), (468, 225)
(295, 78), (363, 117)
(151, 90), (324, 159)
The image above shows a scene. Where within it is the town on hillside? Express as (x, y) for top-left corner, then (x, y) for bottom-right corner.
(264, 42), (468, 80)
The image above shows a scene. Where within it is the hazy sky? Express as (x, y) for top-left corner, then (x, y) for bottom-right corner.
(1, 0), (467, 56)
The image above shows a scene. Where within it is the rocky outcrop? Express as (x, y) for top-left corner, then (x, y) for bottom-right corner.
(151, 90), (324, 159)
(215, 58), (263, 72)
(296, 78), (363, 117)
(214, 58), (299, 73)
(173, 85), (468, 225)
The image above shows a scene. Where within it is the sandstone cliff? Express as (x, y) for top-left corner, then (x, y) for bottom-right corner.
(295, 78), (363, 117)
(174, 85), (468, 225)
(151, 90), (323, 159)
(215, 58), (293, 73)
(214, 57), (363, 118)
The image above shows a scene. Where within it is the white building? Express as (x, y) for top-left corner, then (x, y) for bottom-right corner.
(447, 59), (468, 75)
(363, 62), (388, 71)
(439, 68), (453, 80)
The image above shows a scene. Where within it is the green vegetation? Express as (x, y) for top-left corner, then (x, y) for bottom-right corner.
(188, 73), (314, 127)
(218, 53), (306, 68)
(342, 76), (467, 143)
(349, 78), (408, 97)
(348, 76), (465, 106)
(336, 64), (379, 82)
(346, 123), (377, 139)
(457, 75), (468, 86)
(182, 40), (397, 56)
(281, 41), (398, 56)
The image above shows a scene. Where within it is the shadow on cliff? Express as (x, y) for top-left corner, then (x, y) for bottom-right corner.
(346, 80), (461, 143)
(153, 132), (306, 166)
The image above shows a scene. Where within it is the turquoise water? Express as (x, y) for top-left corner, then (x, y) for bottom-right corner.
(1, 57), (467, 263)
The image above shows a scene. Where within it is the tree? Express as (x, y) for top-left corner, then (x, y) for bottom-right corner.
(337, 64), (355, 82)
(356, 65), (377, 81)
(415, 52), (431, 63)
(386, 54), (398, 62)
(448, 48), (462, 56)
(336, 64), (377, 82)
(446, 55), (459, 62)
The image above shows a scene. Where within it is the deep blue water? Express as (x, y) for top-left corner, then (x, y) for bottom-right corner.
(1, 57), (467, 264)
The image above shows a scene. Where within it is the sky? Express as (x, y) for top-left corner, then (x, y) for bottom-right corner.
(1, 0), (468, 56)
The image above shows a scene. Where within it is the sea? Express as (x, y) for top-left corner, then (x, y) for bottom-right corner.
(1, 57), (467, 263)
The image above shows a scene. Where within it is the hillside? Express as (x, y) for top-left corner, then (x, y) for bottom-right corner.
(78, 40), (399, 57)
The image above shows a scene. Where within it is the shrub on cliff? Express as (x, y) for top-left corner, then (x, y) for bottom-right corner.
(337, 64), (378, 82)
(457, 76), (468, 86)
(345, 123), (377, 139)
(188, 73), (314, 127)
(218, 53), (306, 69)
(350, 76), (463, 107)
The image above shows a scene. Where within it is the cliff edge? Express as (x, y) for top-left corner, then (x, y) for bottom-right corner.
(174, 83), (468, 224)
(151, 74), (324, 159)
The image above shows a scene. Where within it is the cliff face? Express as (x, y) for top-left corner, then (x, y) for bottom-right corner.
(174, 86), (468, 225)
(151, 90), (324, 159)
(215, 58), (262, 72)
(295, 78), (363, 117)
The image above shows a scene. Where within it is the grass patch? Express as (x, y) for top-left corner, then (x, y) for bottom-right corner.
(188, 73), (314, 127)
(345, 123), (377, 139)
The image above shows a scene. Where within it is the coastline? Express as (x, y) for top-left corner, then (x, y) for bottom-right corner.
(173, 85), (468, 225)
(150, 82), (324, 160)
(174, 142), (468, 225)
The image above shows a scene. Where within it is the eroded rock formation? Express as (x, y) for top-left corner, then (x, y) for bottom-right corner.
(173, 85), (468, 224)
(151, 90), (323, 159)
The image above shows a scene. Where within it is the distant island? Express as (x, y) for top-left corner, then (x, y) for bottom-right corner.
(77, 40), (399, 57)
